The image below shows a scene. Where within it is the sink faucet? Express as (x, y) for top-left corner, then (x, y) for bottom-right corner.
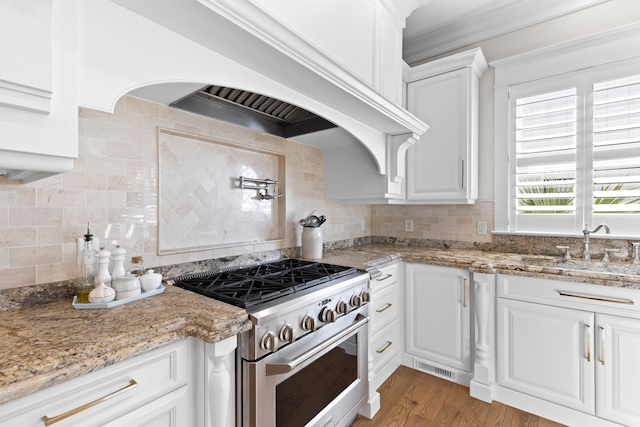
(582, 223), (610, 260)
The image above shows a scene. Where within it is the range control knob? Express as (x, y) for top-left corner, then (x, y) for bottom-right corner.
(301, 315), (316, 332)
(350, 293), (363, 308)
(320, 307), (337, 323)
(279, 324), (295, 343)
(360, 290), (371, 303)
(260, 331), (278, 352)
(336, 300), (349, 315)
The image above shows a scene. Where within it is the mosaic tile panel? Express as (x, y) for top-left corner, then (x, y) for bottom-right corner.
(158, 129), (285, 254)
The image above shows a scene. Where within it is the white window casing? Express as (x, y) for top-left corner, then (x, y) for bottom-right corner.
(493, 23), (640, 237)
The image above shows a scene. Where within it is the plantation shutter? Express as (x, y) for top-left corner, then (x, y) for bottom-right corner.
(512, 83), (578, 216)
(592, 74), (640, 214)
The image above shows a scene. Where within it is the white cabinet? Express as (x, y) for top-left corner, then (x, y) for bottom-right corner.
(596, 314), (640, 426)
(496, 274), (640, 427)
(363, 263), (401, 419)
(0, 0), (78, 182)
(0, 339), (194, 427)
(0, 336), (238, 427)
(404, 48), (487, 204)
(403, 263), (472, 385)
(497, 298), (595, 413)
(369, 263), (401, 389)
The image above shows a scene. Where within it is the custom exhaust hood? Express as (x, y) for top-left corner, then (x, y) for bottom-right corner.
(171, 85), (337, 138)
(79, 0), (428, 178)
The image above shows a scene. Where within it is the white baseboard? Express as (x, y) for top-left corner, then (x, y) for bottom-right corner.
(493, 385), (622, 427)
(469, 380), (493, 403)
(359, 392), (380, 420)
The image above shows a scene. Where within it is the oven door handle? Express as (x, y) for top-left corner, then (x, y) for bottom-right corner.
(265, 313), (368, 376)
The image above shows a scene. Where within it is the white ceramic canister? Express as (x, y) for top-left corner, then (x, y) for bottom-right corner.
(301, 227), (323, 259)
(112, 272), (141, 300)
(139, 269), (162, 292)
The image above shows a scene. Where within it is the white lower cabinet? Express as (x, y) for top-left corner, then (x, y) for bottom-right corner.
(403, 263), (471, 385)
(363, 263), (400, 419)
(0, 336), (238, 427)
(595, 314), (640, 426)
(497, 274), (640, 427)
(497, 298), (595, 413)
(0, 339), (194, 427)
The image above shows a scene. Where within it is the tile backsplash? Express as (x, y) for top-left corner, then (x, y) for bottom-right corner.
(0, 95), (493, 289)
(158, 128), (285, 253)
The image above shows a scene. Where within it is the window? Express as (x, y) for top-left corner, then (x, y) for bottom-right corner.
(496, 52), (640, 236)
(510, 65), (640, 234)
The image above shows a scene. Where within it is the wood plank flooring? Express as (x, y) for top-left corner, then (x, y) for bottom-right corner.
(350, 366), (566, 427)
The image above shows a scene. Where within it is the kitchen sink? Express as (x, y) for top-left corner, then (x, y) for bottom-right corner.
(519, 255), (640, 276)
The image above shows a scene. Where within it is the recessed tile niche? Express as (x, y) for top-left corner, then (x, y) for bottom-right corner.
(158, 129), (285, 254)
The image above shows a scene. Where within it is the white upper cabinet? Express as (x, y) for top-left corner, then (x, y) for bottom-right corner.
(405, 48), (488, 204)
(0, 0), (78, 183)
(324, 48), (486, 205)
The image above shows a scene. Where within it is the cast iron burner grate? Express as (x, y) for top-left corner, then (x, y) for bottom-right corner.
(171, 258), (357, 309)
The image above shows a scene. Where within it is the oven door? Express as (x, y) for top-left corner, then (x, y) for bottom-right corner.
(240, 309), (369, 427)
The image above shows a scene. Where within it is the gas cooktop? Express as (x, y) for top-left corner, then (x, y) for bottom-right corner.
(171, 258), (358, 309)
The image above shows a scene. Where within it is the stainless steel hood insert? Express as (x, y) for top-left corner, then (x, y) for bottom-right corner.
(170, 85), (337, 138)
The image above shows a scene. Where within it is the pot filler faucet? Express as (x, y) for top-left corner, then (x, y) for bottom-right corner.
(582, 223), (611, 261)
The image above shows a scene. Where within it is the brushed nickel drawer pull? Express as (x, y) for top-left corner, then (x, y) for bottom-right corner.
(376, 303), (393, 313)
(600, 326), (606, 365)
(585, 324), (591, 362)
(461, 159), (465, 189)
(462, 278), (467, 308)
(558, 291), (634, 305)
(376, 273), (393, 281)
(376, 341), (393, 354)
(42, 379), (138, 426)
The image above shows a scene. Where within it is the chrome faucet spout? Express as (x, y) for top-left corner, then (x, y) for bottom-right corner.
(582, 223), (611, 261)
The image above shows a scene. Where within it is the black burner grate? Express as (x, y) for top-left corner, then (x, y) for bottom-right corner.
(172, 259), (357, 309)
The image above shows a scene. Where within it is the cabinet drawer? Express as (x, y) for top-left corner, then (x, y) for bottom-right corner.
(0, 340), (191, 427)
(369, 263), (398, 291)
(370, 321), (399, 376)
(370, 284), (398, 335)
(498, 274), (640, 315)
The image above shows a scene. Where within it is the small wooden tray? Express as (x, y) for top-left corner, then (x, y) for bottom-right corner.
(72, 285), (165, 309)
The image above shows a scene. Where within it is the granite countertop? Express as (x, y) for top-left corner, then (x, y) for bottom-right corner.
(317, 243), (640, 289)
(4, 242), (640, 406)
(0, 285), (251, 405)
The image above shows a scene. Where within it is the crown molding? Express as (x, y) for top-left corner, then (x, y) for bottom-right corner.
(403, 0), (612, 65)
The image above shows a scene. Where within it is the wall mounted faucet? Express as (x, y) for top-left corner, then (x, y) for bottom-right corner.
(239, 176), (283, 201)
(582, 223), (610, 261)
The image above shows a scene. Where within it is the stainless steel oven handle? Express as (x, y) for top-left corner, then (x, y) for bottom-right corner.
(265, 313), (368, 376)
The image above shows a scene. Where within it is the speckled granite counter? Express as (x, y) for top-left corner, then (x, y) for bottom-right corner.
(317, 243), (640, 289)
(0, 285), (250, 405)
(4, 241), (640, 406)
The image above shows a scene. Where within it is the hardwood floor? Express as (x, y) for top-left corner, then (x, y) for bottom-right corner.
(350, 366), (566, 427)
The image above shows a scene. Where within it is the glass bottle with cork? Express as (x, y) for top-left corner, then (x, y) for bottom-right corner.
(77, 224), (99, 303)
(129, 256), (144, 277)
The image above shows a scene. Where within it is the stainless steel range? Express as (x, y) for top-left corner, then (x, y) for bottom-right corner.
(172, 258), (371, 427)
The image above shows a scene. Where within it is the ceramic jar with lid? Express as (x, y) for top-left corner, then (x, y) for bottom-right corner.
(112, 272), (141, 300)
(139, 269), (162, 292)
